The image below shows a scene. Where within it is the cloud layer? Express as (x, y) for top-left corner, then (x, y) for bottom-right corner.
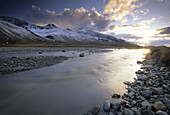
(156, 27), (170, 35)
(103, 0), (149, 22)
(27, 5), (111, 31)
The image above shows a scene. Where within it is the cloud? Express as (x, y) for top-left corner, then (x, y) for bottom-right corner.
(103, 0), (148, 22)
(156, 27), (170, 35)
(27, 5), (111, 31)
(157, 0), (164, 2)
(149, 39), (170, 46)
(107, 17), (157, 31)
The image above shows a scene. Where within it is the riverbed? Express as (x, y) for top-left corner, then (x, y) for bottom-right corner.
(0, 47), (149, 115)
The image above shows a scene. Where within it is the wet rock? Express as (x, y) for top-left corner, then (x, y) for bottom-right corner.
(124, 108), (134, 115)
(128, 91), (135, 99)
(143, 110), (155, 115)
(11, 56), (17, 59)
(161, 98), (170, 109)
(62, 50), (66, 52)
(135, 70), (144, 74)
(141, 90), (152, 99)
(111, 102), (120, 111)
(88, 105), (100, 115)
(25, 57), (31, 60)
(138, 76), (147, 81)
(160, 67), (166, 71)
(120, 101), (127, 106)
(141, 100), (151, 109)
(84, 112), (92, 115)
(156, 110), (168, 115)
(133, 109), (142, 115)
(79, 53), (85, 57)
(103, 100), (111, 112)
(137, 61), (143, 64)
(112, 94), (120, 98)
(153, 101), (167, 111)
(131, 100), (137, 105)
(154, 87), (164, 95)
(117, 112), (123, 115)
(109, 112), (114, 115)
(127, 88), (135, 93)
(38, 51), (42, 54)
(123, 81), (131, 86)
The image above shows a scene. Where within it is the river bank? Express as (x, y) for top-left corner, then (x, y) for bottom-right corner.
(85, 48), (170, 115)
(0, 47), (114, 75)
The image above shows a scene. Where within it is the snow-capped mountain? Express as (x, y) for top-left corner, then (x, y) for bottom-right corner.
(0, 16), (137, 47)
(0, 20), (52, 44)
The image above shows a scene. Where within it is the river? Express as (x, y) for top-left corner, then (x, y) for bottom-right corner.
(0, 48), (149, 115)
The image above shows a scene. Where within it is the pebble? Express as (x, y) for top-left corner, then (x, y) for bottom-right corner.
(79, 53), (85, 57)
(111, 102), (120, 111)
(124, 108), (134, 115)
(161, 98), (170, 109)
(153, 101), (167, 111)
(156, 110), (168, 115)
(143, 110), (155, 115)
(88, 105), (100, 115)
(141, 90), (152, 99)
(154, 87), (164, 95)
(141, 100), (150, 109)
(112, 94), (120, 98)
(103, 100), (111, 112)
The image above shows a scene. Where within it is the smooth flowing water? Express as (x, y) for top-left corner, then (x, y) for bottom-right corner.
(0, 48), (149, 115)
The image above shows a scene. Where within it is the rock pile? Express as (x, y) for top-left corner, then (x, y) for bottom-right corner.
(0, 56), (68, 74)
(85, 59), (170, 115)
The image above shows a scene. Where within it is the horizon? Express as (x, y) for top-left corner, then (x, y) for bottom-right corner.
(0, 0), (170, 46)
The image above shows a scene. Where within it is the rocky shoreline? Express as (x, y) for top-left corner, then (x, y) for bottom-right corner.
(85, 59), (170, 115)
(0, 56), (69, 75)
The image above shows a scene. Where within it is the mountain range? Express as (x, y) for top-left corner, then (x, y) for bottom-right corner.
(0, 16), (137, 47)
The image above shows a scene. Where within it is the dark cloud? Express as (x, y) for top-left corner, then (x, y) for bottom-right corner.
(156, 27), (170, 35)
(149, 39), (170, 46)
(26, 5), (111, 31)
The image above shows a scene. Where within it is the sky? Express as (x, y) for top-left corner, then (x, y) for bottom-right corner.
(0, 0), (170, 46)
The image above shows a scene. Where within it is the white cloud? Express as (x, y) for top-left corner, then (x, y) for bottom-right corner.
(103, 0), (148, 22)
(28, 5), (111, 31)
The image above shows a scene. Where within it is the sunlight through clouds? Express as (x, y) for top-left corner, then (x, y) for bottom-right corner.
(103, 0), (148, 22)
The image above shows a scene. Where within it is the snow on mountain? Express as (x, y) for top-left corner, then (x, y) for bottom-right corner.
(0, 16), (136, 46)
(0, 20), (51, 44)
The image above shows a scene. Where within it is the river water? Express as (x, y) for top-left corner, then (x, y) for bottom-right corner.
(0, 48), (149, 115)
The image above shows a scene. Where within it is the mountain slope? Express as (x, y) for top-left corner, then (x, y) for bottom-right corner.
(0, 16), (137, 47)
(0, 20), (51, 44)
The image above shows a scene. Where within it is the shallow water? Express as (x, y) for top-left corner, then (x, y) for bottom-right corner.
(0, 48), (148, 115)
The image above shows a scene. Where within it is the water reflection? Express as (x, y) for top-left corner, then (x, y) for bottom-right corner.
(0, 48), (149, 115)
